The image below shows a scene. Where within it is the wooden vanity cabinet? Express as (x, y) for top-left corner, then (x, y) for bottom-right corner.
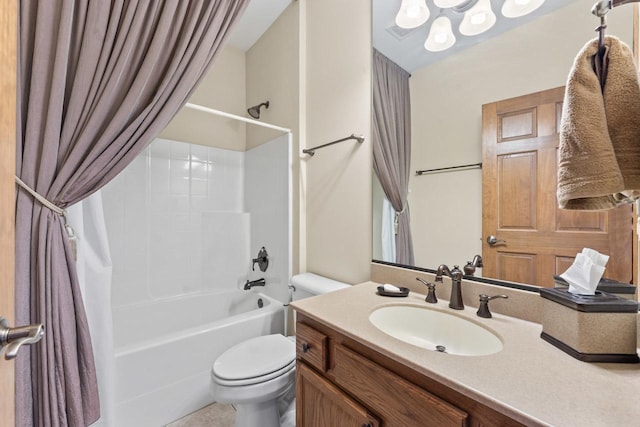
(297, 363), (381, 427)
(295, 314), (525, 427)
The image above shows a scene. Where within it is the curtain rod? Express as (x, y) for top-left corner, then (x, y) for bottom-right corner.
(302, 134), (364, 156)
(416, 162), (482, 176)
(184, 102), (291, 134)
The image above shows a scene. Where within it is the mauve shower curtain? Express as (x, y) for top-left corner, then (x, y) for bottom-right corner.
(15, 1), (248, 425)
(372, 49), (415, 265)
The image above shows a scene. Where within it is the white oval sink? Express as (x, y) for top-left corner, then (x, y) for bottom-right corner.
(369, 305), (503, 356)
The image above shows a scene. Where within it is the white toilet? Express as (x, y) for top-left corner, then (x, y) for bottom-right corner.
(210, 273), (349, 427)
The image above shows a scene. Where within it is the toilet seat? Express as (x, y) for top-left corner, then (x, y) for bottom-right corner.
(212, 334), (295, 386)
(213, 359), (295, 386)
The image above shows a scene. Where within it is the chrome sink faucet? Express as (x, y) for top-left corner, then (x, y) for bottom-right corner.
(435, 264), (464, 310)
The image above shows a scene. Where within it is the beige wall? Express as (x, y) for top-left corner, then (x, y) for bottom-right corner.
(160, 46), (247, 150)
(246, 3), (299, 151)
(406, 0), (633, 271)
(302, 0), (372, 285)
(246, 2), (301, 273)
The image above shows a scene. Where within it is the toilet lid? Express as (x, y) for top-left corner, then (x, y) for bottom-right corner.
(213, 334), (295, 381)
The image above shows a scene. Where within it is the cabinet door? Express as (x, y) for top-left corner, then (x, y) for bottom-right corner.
(332, 345), (468, 427)
(296, 362), (380, 427)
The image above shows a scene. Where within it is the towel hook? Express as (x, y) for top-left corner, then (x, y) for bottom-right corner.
(591, 0), (640, 51)
(591, 0), (611, 52)
(596, 14), (607, 52)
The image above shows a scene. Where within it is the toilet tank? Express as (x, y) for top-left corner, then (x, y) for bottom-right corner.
(290, 273), (350, 300)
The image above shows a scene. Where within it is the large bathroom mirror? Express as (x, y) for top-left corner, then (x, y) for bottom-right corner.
(372, 0), (637, 290)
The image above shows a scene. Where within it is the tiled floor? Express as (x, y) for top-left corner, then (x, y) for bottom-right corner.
(166, 403), (235, 427)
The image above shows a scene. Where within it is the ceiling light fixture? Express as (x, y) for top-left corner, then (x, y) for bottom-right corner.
(395, 0), (430, 29)
(424, 16), (456, 52)
(501, 0), (545, 18)
(393, 0), (542, 55)
(459, 0), (496, 36)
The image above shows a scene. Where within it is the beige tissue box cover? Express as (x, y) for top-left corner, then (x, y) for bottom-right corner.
(540, 288), (639, 363)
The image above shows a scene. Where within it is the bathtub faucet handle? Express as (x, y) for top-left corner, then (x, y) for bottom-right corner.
(252, 246), (269, 272)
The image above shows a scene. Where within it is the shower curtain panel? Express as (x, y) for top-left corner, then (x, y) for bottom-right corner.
(14, 1), (249, 425)
(372, 49), (415, 266)
(66, 192), (115, 427)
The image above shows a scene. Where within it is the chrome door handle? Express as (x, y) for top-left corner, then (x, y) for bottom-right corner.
(486, 235), (507, 246)
(0, 317), (44, 360)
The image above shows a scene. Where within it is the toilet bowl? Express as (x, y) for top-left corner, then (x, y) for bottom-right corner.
(210, 334), (296, 427)
(210, 273), (349, 427)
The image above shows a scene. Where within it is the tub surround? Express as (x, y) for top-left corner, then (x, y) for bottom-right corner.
(291, 281), (640, 426)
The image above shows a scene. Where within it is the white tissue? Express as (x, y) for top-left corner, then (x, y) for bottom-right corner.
(382, 284), (401, 292)
(559, 248), (609, 295)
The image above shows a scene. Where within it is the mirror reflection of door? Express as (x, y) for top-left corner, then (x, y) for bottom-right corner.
(481, 86), (634, 288)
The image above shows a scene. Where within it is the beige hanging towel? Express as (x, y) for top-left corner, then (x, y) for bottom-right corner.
(558, 36), (640, 210)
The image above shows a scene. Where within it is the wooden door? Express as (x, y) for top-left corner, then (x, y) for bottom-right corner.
(482, 87), (633, 288)
(296, 362), (380, 427)
(0, 2), (17, 426)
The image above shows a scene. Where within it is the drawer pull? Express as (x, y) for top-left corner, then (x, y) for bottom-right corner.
(361, 423), (373, 427)
(302, 343), (311, 353)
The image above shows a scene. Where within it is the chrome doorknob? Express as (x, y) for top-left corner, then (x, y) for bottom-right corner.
(486, 235), (507, 246)
(0, 317), (44, 360)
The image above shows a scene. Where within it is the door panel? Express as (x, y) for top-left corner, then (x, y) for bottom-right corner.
(0, 2), (17, 425)
(498, 152), (536, 229)
(496, 252), (536, 289)
(556, 210), (606, 232)
(498, 108), (536, 141)
(482, 87), (633, 288)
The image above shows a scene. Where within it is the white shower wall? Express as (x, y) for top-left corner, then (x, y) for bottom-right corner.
(102, 137), (278, 309)
(244, 134), (291, 303)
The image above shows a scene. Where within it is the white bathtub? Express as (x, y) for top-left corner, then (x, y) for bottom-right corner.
(112, 290), (285, 427)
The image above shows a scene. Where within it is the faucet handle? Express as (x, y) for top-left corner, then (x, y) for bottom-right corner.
(463, 255), (483, 276)
(416, 278), (437, 303)
(451, 265), (463, 279)
(463, 262), (475, 276)
(252, 246), (269, 272)
(477, 294), (508, 318)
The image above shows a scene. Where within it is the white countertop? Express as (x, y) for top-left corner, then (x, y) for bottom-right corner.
(291, 282), (640, 427)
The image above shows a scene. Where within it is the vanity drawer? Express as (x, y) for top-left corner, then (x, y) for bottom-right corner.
(296, 322), (329, 372)
(332, 344), (468, 427)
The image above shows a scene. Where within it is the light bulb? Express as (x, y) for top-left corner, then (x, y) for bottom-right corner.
(395, 0), (430, 29)
(459, 0), (496, 36)
(434, 32), (448, 44)
(406, 5), (420, 17)
(502, 0), (545, 18)
(424, 16), (456, 52)
(470, 11), (487, 25)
